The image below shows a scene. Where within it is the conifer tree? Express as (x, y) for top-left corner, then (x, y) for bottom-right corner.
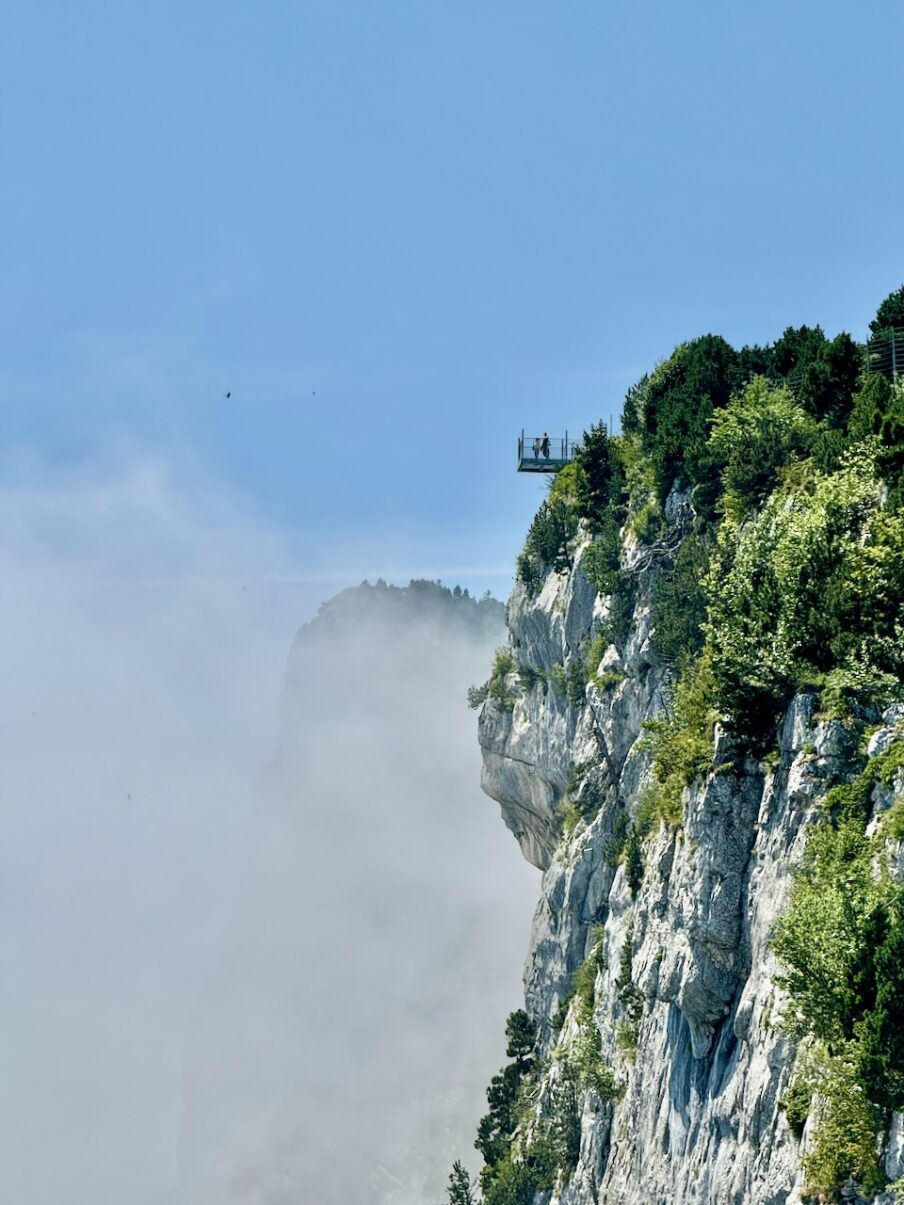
(446, 1159), (475, 1205)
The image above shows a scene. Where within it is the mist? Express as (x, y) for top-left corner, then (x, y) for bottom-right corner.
(0, 458), (538, 1205)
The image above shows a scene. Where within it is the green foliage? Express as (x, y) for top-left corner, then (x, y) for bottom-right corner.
(570, 1007), (620, 1100)
(773, 737), (904, 1189)
(476, 1011), (539, 1183)
(571, 932), (607, 1013)
(801, 1051), (883, 1199)
(476, 1013), (583, 1203)
(506, 1010), (538, 1075)
(535, 1068), (582, 1177)
(518, 494), (578, 594)
(476, 1062), (524, 1169)
(599, 575), (637, 652)
(850, 375), (904, 500)
(615, 1021), (639, 1060)
(549, 662), (568, 697)
(858, 905), (904, 1112)
(621, 376), (648, 435)
(651, 531), (711, 668)
(628, 500), (663, 544)
(566, 655), (587, 708)
(469, 647), (517, 712)
(614, 923), (644, 1058)
(769, 326), (862, 427)
(641, 653), (717, 829)
(481, 1156), (546, 1205)
(707, 377), (818, 523)
(558, 799), (583, 837)
(446, 1160), (476, 1205)
(624, 825), (644, 898)
(594, 670), (626, 692)
(641, 335), (738, 503)
(780, 1067), (815, 1139)
(572, 424), (627, 533)
(772, 819), (883, 1045)
(580, 515), (622, 595)
(823, 740), (904, 825)
(583, 630), (609, 684)
(602, 810), (629, 867)
(706, 442), (904, 737)
(869, 283), (904, 335)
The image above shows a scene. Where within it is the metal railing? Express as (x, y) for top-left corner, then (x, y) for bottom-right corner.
(517, 431), (580, 465)
(866, 327), (904, 382)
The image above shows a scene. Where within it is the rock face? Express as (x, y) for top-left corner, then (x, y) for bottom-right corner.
(478, 531), (904, 1205)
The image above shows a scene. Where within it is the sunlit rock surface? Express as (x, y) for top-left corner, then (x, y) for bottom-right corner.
(478, 518), (904, 1205)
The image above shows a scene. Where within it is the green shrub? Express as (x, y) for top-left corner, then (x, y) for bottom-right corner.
(549, 663), (568, 697)
(780, 1069), (815, 1139)
(584, 630), (610, 684)
(802, 1052), (883, 1199)
(707, 377), (817, 523)
(857, 900), (904, 1113)
(640, 334), (738, 504)
(566, 655), (587, 708)
(629, 500), (663, 544)
(641, 653), (717, 828)
(614, 922), (644, 1058)
(535, 1067), (582, 1177)
(482, 1157), (545, 1205)
(651, 532), (711, 668)
(570, 1005), (620, 1100)
(616, 1021), (639, 1060)
(518, 495), (579, 593)
(823, 742), (904, 825)
(624, 825), (644, 898)
(558, 799), (583, 838)
(469, 648), (517, 712)
(773, 740), (904, 1173)
(571, 932), (607, 1013)
(869, 283), (904, 335)
(772, 818), (882, 1044)
(581, 514), (622, 595)
(768, 326), (861, 427)
(705, 441), (904, 738)
(602, 811), (629, 867)
(572, 424), (627, 533)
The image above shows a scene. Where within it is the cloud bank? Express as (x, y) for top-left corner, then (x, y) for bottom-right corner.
(0, 459), (537, 1205)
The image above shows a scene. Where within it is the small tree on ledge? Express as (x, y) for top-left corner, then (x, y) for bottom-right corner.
(446, 1160), (475, 1205)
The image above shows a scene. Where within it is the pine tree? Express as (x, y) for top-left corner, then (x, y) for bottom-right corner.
(504, 1009), (537, 1074)
(446, 1159), (475, 1205)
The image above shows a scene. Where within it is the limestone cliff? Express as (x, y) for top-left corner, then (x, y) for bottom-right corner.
(477, 506), (903, 1205)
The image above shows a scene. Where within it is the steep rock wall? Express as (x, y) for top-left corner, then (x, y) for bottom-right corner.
(478, 527), (904, 1205)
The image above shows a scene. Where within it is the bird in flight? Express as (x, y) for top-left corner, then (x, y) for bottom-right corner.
(224, 391), (231, 399)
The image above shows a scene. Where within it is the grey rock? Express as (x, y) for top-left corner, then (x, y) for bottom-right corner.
(476, 530), (904, 1204)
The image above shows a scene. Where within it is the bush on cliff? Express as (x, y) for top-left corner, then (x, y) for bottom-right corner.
(705, 441), (904, 734)
(707, 377), (817, 523)
(639, 335), (738, 505)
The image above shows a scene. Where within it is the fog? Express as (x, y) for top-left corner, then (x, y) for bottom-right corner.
(0, 460), (538, 1205)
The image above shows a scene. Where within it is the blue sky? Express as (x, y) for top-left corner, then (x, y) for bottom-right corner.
(3, 0), (903, 609)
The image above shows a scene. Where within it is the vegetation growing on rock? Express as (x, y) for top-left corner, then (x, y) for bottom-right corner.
(472, 286), (904, 1204)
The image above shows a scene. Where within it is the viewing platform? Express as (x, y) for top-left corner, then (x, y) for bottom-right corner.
(517, 431), (579, 473)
